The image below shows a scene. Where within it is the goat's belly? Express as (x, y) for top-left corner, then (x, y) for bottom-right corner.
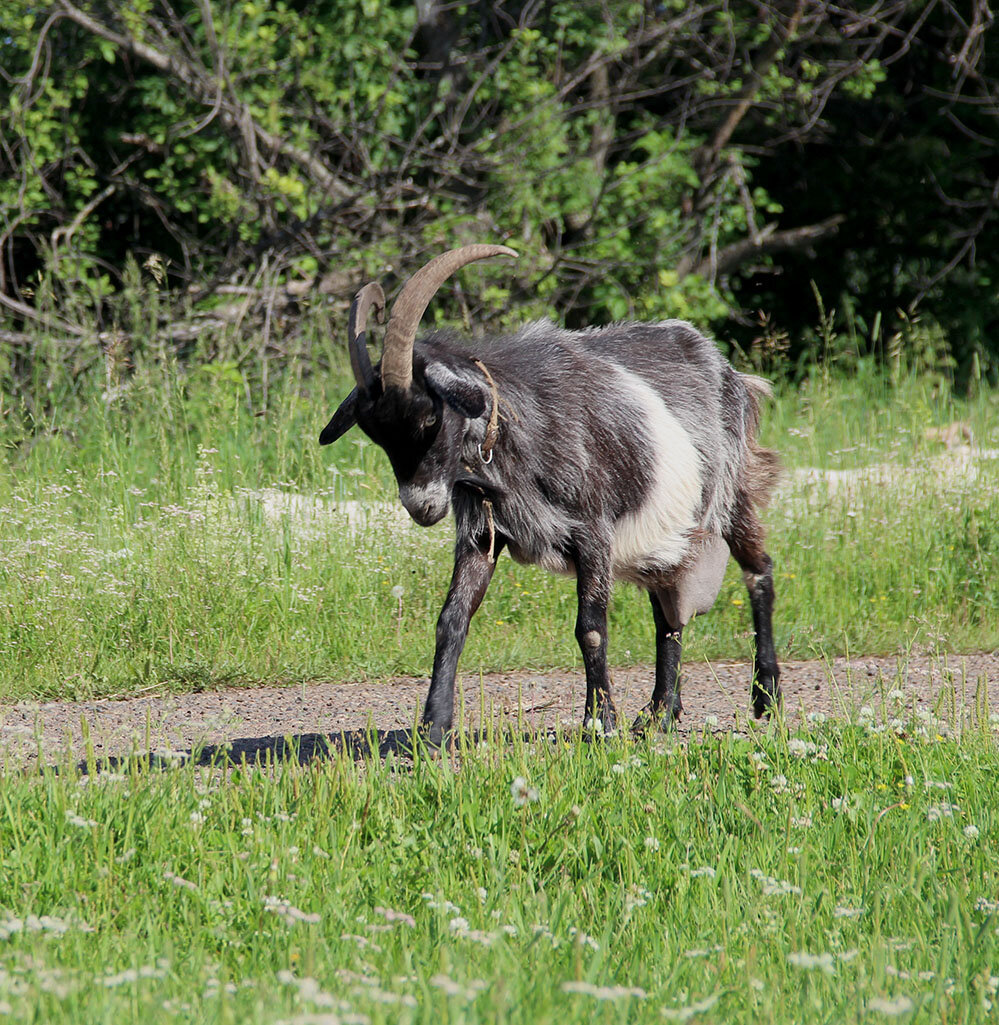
(609, 371), (703, 578)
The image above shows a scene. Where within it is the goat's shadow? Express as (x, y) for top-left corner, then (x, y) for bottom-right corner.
(77, 726), (564, 775)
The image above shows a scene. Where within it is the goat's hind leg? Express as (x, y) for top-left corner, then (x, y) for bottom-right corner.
(632, 590), (683, 735)
(726, 510), (781, 718)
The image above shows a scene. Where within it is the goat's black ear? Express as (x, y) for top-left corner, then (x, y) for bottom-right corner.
(319, 388), (359, 445)
(424, 362), (487, 419)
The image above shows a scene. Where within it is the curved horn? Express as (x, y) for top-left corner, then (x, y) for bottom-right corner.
(347, 282), (385, 394)
(380, 244), (518, 392)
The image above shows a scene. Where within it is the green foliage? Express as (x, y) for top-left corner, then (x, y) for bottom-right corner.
(1, 2), (998, 390)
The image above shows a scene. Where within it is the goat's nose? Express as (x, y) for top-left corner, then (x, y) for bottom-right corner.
(398, 481), (449, 526)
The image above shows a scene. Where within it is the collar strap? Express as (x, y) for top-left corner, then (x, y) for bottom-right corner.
(473, 359), (500, 460)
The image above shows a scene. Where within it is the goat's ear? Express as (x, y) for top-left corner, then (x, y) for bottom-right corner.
(319, 388), (359, 445)
(424, 362), (487, 419)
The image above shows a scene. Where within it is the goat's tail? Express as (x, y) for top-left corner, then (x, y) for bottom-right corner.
(740, 373), (782, 510)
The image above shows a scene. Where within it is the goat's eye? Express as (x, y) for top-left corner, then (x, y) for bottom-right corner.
(423, 413), (437, 429)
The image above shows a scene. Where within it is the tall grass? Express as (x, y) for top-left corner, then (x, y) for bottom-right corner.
(0, 713), (997, 1023)
(1, 327), (997, 701)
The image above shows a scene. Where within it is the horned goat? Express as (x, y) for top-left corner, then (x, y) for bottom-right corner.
(320, 245), (782, 739)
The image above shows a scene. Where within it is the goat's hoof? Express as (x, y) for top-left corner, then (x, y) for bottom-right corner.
(631, 703), (679, 736)
(751, 679), (782, 719)
(582, 706), (618, 738)
(418, 723), (451, 751)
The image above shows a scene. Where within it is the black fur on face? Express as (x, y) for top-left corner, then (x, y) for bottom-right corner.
(320, 347), (490, 526)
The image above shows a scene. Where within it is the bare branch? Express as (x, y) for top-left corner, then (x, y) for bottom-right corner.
(678, 215), (845, 280)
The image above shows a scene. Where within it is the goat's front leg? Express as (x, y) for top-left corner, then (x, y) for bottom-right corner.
(572, 539), (617, 734)
(422, 536), (504, 742)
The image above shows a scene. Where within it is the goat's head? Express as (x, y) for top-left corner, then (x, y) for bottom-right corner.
(319, 245), (517, 526)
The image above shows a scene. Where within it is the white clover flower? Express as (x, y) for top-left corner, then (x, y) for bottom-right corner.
(644, 836), (660, 852)
(964, 824), (981, 840)
(704, 714), (719, 728)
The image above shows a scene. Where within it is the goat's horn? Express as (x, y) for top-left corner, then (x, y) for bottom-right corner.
(380, 244), (518, 392)
(347, 282), (385, 394)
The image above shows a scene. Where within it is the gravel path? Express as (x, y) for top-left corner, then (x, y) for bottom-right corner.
(2, 652), (996, 771)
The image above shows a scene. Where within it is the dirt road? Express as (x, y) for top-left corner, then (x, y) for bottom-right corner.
(2, 651), (996, 770)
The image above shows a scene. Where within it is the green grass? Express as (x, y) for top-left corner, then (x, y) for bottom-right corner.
(1, 357), (997, 701)
(1, 713), (998, 1023)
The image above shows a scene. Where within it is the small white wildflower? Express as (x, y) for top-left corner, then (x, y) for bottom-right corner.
(66, 810), (98, 829)
(373, 906), (416, 927)
(644, 836), (660, 852)
(476, 887), (488, 902)
(833, 905), (865, 918)
(690, 866), (716, 879)
(510, 777), (539, 806)
(787, 951), (836, 973)
(430, 974), (487, 1000)
(390, 585), (404, 600)
(163, 871), (198, 892)
(964, 824), (980, 840)
(807, 711), (827, 724)
(868, 995), (914, 1016)
(662, 993), (720, 1020)
(189, 812), (204, 827)
(926, 802), (959, 822)
(704, 715), (719, 728)
(263, 896), (320, 925)
(448, 917), (470, 933)
(750, 869), (801, 896)
(560, 981), (645, 1000)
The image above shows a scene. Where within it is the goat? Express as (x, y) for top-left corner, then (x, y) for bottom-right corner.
(320, 245), (782, 739)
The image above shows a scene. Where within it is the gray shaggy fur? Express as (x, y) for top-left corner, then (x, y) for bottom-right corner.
(321, 312), (782, 736)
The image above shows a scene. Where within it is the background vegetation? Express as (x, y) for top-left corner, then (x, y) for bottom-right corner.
(2, 0), (998, 392)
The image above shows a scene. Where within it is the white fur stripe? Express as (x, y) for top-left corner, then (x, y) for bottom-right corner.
(609, 365), (701, 575)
